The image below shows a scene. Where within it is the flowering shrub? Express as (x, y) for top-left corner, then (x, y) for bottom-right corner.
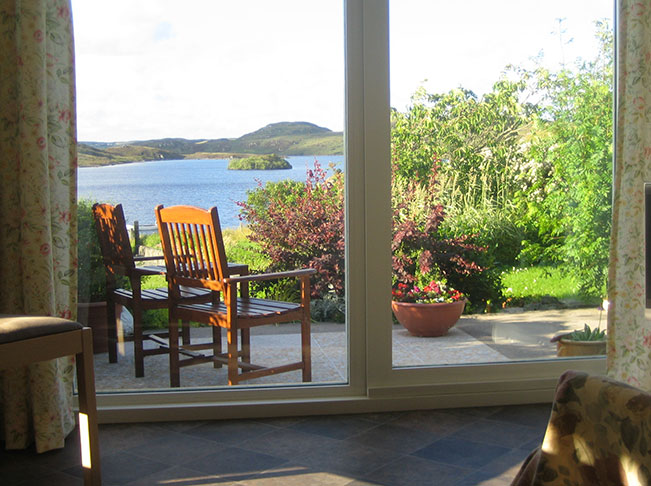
(392, 281), (465, 304)
(237, 160), (344, 298)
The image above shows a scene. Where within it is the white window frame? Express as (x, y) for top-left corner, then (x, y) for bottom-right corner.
(94, 0), (607, 423)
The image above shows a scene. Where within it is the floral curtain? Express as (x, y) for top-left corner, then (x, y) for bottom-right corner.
(0, 0), (78, 452)
(608, 0), (651, 392)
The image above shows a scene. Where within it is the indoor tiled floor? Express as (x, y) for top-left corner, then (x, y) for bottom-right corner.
(2, 403), (550, 486)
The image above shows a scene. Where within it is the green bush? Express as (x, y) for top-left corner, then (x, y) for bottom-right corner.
(440, 204), (523, 268)
(311, 293), (346, 323)
(77, 199), (109, 302)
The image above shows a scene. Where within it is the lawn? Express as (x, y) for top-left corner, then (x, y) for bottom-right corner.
(500, 265), (601, 309)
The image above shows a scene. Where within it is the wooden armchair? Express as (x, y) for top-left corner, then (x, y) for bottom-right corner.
(91, 203), (249, 378)
(155, 204), (315, 387)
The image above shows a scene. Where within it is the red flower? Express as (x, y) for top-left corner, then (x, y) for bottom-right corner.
(36, 137), (46, 150)
(58, 109), (71, 122)
(40, 243), (50, 255)
(392, 280), (464, 304)
(33, 30), (44, 42)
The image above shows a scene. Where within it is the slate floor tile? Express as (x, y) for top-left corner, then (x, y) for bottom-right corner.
(413, 437), (511, 469)
(452, 418), (543, 449)
(487, 404), (551, 429)
(289, 414), (381, 440)
(293, 441), (399, 478)
(240, 427), (340, 459)
(346, 422), (440, 454)
(184, 446), (288, 481)
(361, 454), (472, 486)
(182, 419), (277, 444)
(125, 430), (226, 465)
(65, 450), (170, 485)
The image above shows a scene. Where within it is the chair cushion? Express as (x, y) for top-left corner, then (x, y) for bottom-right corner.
(0, 314), (83, 344)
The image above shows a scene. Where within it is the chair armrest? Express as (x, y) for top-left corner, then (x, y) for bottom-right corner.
(225, 268), (316, 284)
(134, 255), (164, 262)
(131, 265), (166, 277)
(226, 262), (249, 276)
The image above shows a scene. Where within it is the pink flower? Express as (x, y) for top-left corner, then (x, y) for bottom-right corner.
(33, 30), (44, 42)
(643, 334), (651, 347)
(59, 310), (72, 319)
(40, 243), (50, 255)
(58, 109), (71, 122)
(36, 137), (46, 150)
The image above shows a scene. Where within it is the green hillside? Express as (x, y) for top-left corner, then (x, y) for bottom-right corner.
(78, 121), (343, 167)
(78, 144), (180, 167)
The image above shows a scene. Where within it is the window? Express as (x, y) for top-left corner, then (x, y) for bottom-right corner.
(75, 1), (611, 419)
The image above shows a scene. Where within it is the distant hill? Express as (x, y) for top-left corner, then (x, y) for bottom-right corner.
(79, 122), (343, 167)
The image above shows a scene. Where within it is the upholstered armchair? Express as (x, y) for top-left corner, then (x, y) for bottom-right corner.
(511, 370), (650, 486)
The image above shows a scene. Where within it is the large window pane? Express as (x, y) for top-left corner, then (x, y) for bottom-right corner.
(389, 0), (613, 367)
(73, 0), (347, 391)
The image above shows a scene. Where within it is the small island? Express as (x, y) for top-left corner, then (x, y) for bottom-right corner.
(228, 154), (292, 170)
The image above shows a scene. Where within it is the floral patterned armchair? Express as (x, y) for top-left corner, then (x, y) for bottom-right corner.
(511, 370), (650, 486)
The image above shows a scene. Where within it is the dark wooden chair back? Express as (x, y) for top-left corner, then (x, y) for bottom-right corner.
(92, 203), (135, 280)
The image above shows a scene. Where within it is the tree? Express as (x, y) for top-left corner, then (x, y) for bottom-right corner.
(517, 20), (613, 295)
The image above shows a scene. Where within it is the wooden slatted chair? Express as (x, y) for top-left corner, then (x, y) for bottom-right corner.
(155, 204), (315, 387)
(92, 203), (248, 378)
(0, 315), (101, 485)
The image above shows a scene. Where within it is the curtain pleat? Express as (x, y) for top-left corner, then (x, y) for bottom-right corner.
(0, 0), (78, 452)
(608, 0), (651, 392)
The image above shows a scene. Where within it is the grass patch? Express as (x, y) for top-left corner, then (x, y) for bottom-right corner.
(500, 265), (600, 309)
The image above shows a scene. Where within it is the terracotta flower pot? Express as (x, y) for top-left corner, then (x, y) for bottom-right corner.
(556, 338), (607, 357)
(392, 300), (465, 337)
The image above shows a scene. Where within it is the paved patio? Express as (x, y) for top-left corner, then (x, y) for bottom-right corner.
(93, 307), (605, 392)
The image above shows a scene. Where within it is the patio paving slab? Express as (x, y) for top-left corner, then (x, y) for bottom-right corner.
(93, 307), (604, 392)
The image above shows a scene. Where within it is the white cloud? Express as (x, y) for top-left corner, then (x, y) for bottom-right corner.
(72, 0), (611, 142)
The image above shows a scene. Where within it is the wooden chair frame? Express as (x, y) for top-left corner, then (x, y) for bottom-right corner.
(155, 204), (315, 387)
(93, 204), (210, 377)
(0, 317), (101, 485)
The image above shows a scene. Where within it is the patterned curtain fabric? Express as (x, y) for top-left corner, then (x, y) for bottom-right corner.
(609, 0), (651, 392)
(0, 0), (78, 452)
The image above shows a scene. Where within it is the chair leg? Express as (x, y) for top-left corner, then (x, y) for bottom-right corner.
(212, 326), (222, 368)
(301, 314), (312, 382)
(77, 328), (102, 485)
(169, 317), (180, 388)
(132, 303), (144, 378)
(106, 296), (118, 364)
(227, 326), (239, 385)
(181, 320), (190, 345)
(241, 328), (251, 367)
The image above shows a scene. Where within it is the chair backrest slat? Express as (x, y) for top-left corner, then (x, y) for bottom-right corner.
(155, 205), (229, 292)
(92, 203), (135, 275)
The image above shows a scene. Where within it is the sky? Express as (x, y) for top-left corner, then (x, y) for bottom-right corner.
(71, 0), (613, 143)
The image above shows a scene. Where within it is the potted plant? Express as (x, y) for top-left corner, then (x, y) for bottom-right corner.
(552, 323), (607, 357)
(391, 280), (466, 336)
